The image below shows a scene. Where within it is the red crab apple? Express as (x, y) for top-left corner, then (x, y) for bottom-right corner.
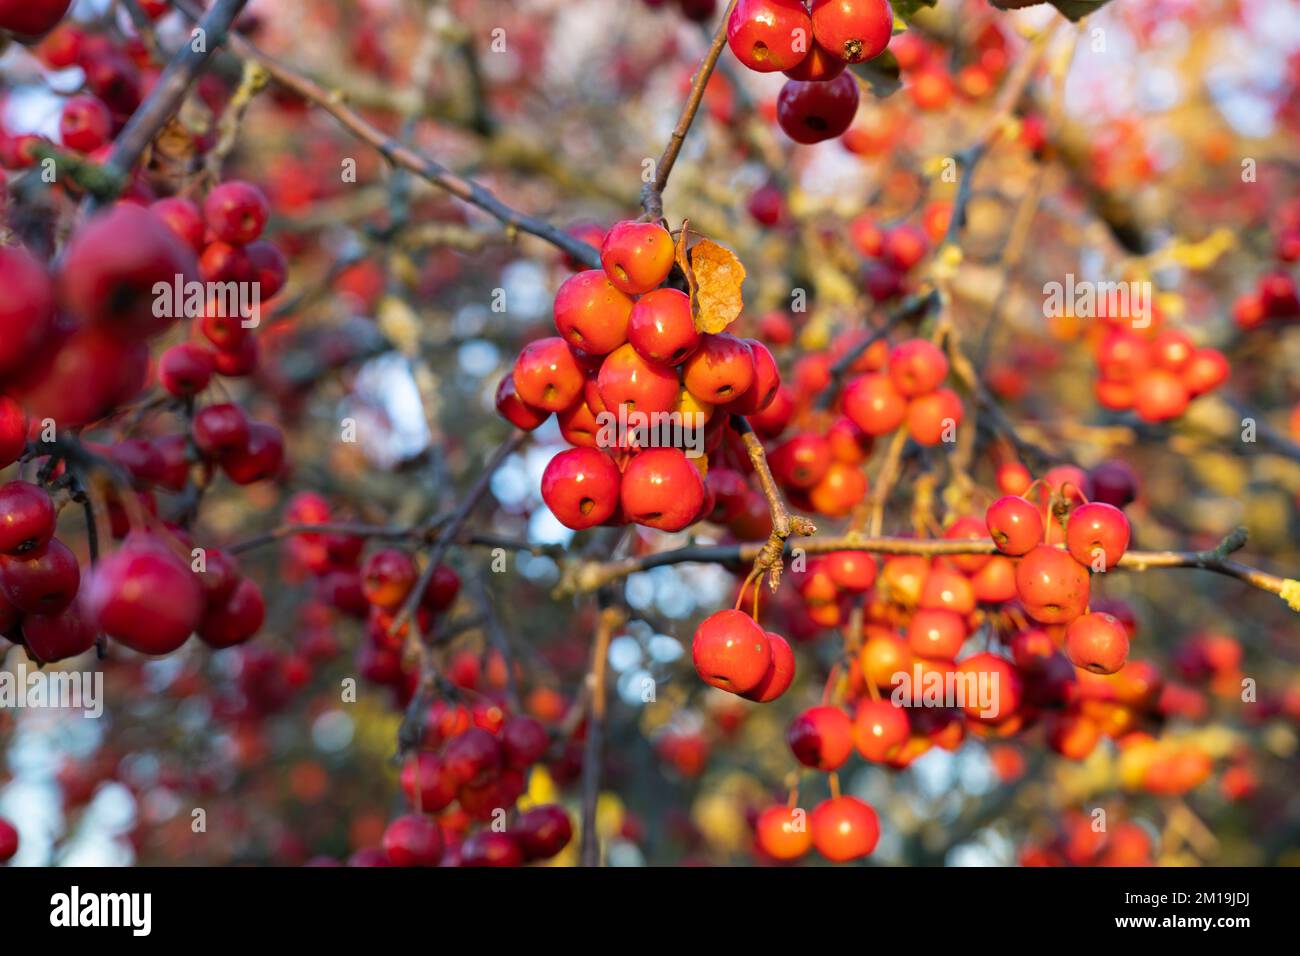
(784, 40), (847, 81)
(540, 447), (622, 530)
(776, 73), (860, 144)
(599, 221), (675, 295)
(86, 538), (204, 654)
(0, 538), (79, 615)
(399, 752), (457, 811)
(810, 0), (893, 64)
(361, 548), (417, 610)
(598, 343), (681, 416)
(1066, 502), (1130, 571)
(158, 343), (215, 398)
(192, 403), (250, 459)
(956, 652), (1024, 723)
(0, 0), (72, 39)
(495, 374), (549, 430)
(683, 334), (756, 405)
(1066, 612), (1130, 675)
(513, 337), (585, 412)
(906, 388), (963, 446)
(0, 817), (16, 862)
(888, 339), (949, 396)
(220, 421), (284, 484)
(853, 699), (909, 762)
(723, 339), (781, 415)
(620, 447), (705, 532)
(628, 288), (700, 366)
(727, 0), (812, 73)
(460, 831), (523, 867)
(59, 95), (111, 153)
(197, 577), (265, 648)
(513, 805), (573, 861)
(692, 608), (772, 694)
(985, 495), (1044, 556)
(811, 796), (879, 862)
(149, 196), (206, 253)
(382, 815), (444, 867)
(20, 595), (96, 663)
(842, 373), (906, 436)
(755, 806), (812, 861)
(740, 631), (796, 702)
(1015, 545), (1091, 624)
(0, 481), (56, 555)
(553, 269), (634, 355)
(204, 180), (270, 246)
(787, 705), (853, 770)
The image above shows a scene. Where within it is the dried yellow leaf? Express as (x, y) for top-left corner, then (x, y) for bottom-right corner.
(689, 238), (746, 334)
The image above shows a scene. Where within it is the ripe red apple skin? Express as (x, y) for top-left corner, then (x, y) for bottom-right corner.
(149, 196), (206, 253)
(682, 333), (756, 405)
(0, 0), (72, 39)
(811, 796), (880, 862)
(907, 608), (967, 660)
(842, 373), (906, 436)
(986, 495), (1045, 556)
(513, 805), (573, 860)
(784, 39), (847, 81)
(361, 548), (417, 610)
(0, 481), (56, 555)
(888, 339), (949, 396)
(597, 343), (681, 417)
(724, 339), (781, 415)
(823, 551), (877, 591)
(59, 94), (111, 152)
(620, 447), (705, 532)
(420, 564), (461, 613)
(808, 460), (867, 517)
(0, 817), (17, 862)
(495, 374), (550, 430)
(692, 608), (773, 694)
(553, 269), (634, 355)
(956, 652), (1025, 723)
(727, 0), (813, 73)
(192, 403), (250, 459)
(220, 421), (285, 484)
(400, 752), (457, 811)
(741, 631), (796, 702)
(770, 433), (832, 489)
(1015, 545), (1092, 625)
(0, 398), (27, 470)
(1066, 612), (1130, 675)
(0, 246), (56, 380)
(628, 288), (700, 366)
(204, 180), (270, 246)
(58, 203), (198, 341)
(810, 0), (893, 64)
(775, 73), (860, 144)
(787, 704), (853, 770)
(599, 221), (675, 295)
(459, 831), (524, 867)
(1066, 502), (1130, 571)
(756, 805), (812, 861)
(197, 577), (265, 648)
(541, 447), (622, 530)
(246, 240), (288, 299)
(853, 699), (910, 762)
(20, 595), (96, 663)
(382, 814), (444, 867)
(513, 337), (585, 412)
(86, 540), (204, 654)
(0, 538), (79, 615)
(906, 388), (963, 446)
(158, 343), (215, 398)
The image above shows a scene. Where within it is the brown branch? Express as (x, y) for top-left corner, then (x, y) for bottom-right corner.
(580, 603), (624, 867)
(98, 0), (251, 203)
(640, 0), (740, 220)
(171, 0), (600, 268)
(732, 415), (816, 591)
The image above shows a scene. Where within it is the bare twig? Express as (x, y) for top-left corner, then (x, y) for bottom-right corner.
(580, 603), (625, 867)
(732, 416), (816, 591)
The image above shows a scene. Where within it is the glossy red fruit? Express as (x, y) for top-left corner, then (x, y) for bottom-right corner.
(399, 753), (457, 811)
(59, 95), (111, 152)
(1066, 502), (1130, 571)
(986, 495), (1044, 556)
(86, 540), (203, 654)
(192, 403), (250, 459)
(784, 39), (847, 81)
(1015, 545), (1091, 625)
(776, 73), (859, 144)
(1086, 460), (1138, 509)
(220, 421), (284, 484)
(956, 652), (1024, 723)
(0, 403), (24, 474)
(0, 481), (56, 555)
(599, 221), (675, 295)
(382, 814), (444, 867)
(842, 373), (906, 436)
(808, 460), (868, 517)
(692, 609), (772, 694)
(1066, 612), (1130, 675)
(0, 0), (72, 38)
(494, 374), (549, 430)
(810, 0), (892, 64)
(443, 727), (503, 785)
(597, 343), (681, 416)
(888, 339), (949, 396)
(683, 334), (756, 405)
(158, 343), (214, 397)
(361, 549), (417, 610)
(58, 203), (198, 341)
(620, 448), (705, 532)
(541, 447), (622, 530)
(553, 269), (635, 355)
(628, 288), (700, 366)
(204, 180), (270, 245)
(499, 715), (548, 769)
(460, 831), (524, 867)
(756, 805), (812, 860)
(906, 388), (963, 445)
(907, 608), (967, 660)
(149, 196), (206, 253)
(811, 796), (879, 861)
(787, 705), (853, 770)
(741, 631), (796, 702)
(1133, 369), (1189, 422)
(0, 246), (56, 380)
(513, 805), (573, 860)
(20, 595), (96, 662)
(198, 577), (264, 648)
(0, 537), (78, 615)
(246, 240), (288, 299)
(770, 434), (832, 489)
(724, 339), (781, 415)
(853, 700), (909, 761)
(823, 551), (877, 591)
(727, 0), (813, 72)
(1181, 348), (1229, 397)
(512, 337), (585, 412)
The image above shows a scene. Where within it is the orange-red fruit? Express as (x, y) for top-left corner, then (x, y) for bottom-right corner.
(726, 0), (813, 73)
(811, 796), (880, 862)
(553, 270), (634, 355)
(741, 631), (796, 702)
(1015, 545), (1091, 624)
(692, 609), (772, 694)
(619, 447), (705, 533)
(1066, 612), (1130, 675)
(853, 699), (909, 761)
(787, 705), (853, 770)
(755, 805), (812, 861)
(985, 495), (1044, 556)
(809, 0), (893, 64)
(906, 388), (963, 446)
(842, 373), (906, 436)
(888, 339), (949, 397)
(1065, 502), (1130, 571)
(599, 221), (675, 295)
(540, 447), (622, 530)
(627, 288), (700, 366)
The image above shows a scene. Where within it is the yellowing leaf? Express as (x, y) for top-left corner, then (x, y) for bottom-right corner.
(689, 238), (746, 334)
